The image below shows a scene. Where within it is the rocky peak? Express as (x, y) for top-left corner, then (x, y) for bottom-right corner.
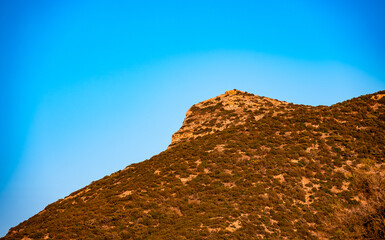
(169, 89), (289, 148)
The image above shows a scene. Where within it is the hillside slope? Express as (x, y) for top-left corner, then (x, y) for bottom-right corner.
(3, 90), (385, 239)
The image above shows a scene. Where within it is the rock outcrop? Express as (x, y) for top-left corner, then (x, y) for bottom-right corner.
(169, 89), (289, 148)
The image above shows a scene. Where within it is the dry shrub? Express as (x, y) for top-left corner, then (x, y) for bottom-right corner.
(338, 169), (385, 239)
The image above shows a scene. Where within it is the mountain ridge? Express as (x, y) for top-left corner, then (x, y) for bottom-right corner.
(3, 89), (385, 239)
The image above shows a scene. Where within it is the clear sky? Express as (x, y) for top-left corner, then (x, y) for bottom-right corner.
(1, 0), (385, 236)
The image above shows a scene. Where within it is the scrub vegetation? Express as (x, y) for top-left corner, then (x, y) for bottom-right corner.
(3, 90), (385, 239)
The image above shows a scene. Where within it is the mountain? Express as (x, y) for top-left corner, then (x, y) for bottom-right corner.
(3, 89), (385, 239)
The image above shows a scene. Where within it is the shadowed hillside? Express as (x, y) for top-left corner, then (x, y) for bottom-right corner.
(3, 90), (385, 239)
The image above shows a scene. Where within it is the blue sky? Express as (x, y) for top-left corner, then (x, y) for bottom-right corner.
(1, 0), (385, 236)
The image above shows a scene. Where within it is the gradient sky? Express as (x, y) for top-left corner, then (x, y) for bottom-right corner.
(1, 0), (385, 236)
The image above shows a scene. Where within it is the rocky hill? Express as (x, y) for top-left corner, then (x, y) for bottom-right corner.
(3, 90), (385, 239)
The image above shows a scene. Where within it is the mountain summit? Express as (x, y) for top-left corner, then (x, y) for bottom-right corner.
(3, 90), (385, 239)
(170, 89), (288, 148)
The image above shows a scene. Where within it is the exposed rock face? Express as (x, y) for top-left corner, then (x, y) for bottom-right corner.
(169, 89), (289, 148)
